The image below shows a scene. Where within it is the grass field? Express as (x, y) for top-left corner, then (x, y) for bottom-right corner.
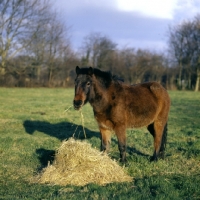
(0, 88), (200, 199)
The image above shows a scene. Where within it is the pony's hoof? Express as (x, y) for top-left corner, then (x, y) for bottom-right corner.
(120, 158), (127, 163)
(159, 152), (165, 160)
(119, 159), (129, 167)
(150, 156), (158, 162)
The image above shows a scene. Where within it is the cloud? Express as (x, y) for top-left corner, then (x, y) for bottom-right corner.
(66, 7), (171, 50)
(116, 0), (179, 19)
(173, 0), (200, 23)
(54, 0), (200, 51)
(56, 0), (116, 13)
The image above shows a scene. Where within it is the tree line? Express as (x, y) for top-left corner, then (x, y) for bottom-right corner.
(0, 0), (199, 91)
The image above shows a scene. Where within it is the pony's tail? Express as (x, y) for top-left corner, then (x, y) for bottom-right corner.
(159, 123), (168, 159)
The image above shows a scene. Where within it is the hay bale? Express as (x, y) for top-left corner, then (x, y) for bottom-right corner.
(36, 138), (132, 186)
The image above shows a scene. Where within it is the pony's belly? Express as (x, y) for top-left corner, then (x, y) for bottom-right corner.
(128, 117), (154, 128)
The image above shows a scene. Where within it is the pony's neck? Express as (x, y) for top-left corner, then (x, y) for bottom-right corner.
(89, 78), (109, 110)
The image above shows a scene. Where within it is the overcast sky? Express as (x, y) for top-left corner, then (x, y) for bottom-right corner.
(55, 0), (200, 52)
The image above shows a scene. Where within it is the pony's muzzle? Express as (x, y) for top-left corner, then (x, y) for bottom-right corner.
(73, 100), (83, 110)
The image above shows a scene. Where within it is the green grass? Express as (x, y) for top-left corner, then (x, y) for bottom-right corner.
(0, 88), (200, 199)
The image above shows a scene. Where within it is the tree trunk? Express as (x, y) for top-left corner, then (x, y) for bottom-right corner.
(37, 66), (41, 82)
(188, 73), (191, 90)
(48, 66), (53, 87)
(178, 60), (183, 90)
(194, 67), (200, 92)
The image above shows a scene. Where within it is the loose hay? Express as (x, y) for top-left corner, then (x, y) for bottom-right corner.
(35, 138), (132, 186)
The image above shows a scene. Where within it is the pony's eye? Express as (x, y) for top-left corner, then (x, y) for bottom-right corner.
(86, 82), (90, 87)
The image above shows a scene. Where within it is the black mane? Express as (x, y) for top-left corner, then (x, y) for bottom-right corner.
(93, 68), (124, 87)
(93, 68), (112, 80)
(77, 67), (124, 88)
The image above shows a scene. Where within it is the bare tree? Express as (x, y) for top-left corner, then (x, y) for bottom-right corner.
(192, 15), (200, 91)
(117, 48), (136, 83)
(0, 0), (52, 77)
(81, 32), (117, 69)
(168, 24), (186, 89)
(26, 10), (71, 86)
(168, 15), (200, 91)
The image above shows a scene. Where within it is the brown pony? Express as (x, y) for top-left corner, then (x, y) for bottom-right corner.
(73, 66), (170, 162)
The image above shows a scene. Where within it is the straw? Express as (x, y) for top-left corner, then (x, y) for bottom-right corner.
(35, 138), (133, 186)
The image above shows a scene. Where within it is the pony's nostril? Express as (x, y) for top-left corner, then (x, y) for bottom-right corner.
(73, 100), (83, 109)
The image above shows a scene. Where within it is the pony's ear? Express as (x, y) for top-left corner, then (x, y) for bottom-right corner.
(88, 67), (94, 76)
(76, 66), (80, 75)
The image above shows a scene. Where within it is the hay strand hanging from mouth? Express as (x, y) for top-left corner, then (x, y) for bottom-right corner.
(64, 105), (87, 139)
(79, 109), (87, 138)
(35, 138), (132, 186)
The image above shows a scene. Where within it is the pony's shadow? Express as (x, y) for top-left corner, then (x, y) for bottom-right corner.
(23, 120), (100, 140)
(127, 146), (149, 158)
(110, 139), (150, 160)
(23, 120), (150, 169)
(23, 120), (100, 170)
(36, 148), (56, 171)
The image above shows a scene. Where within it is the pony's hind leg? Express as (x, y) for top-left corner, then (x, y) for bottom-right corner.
(147, 121), (165, 161)
(159, 123), (168, 159)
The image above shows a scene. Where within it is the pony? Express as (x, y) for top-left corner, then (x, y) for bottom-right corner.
(73, 66), (170, 162)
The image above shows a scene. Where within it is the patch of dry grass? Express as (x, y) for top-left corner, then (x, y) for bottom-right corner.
(35, 138), (132, 186)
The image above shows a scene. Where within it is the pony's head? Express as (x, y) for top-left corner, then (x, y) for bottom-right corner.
(73, 66), (93, 110)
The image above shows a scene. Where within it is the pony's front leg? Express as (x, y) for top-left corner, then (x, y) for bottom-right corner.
(115, 126), (127, 163)
(99, 127), (112, 153)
